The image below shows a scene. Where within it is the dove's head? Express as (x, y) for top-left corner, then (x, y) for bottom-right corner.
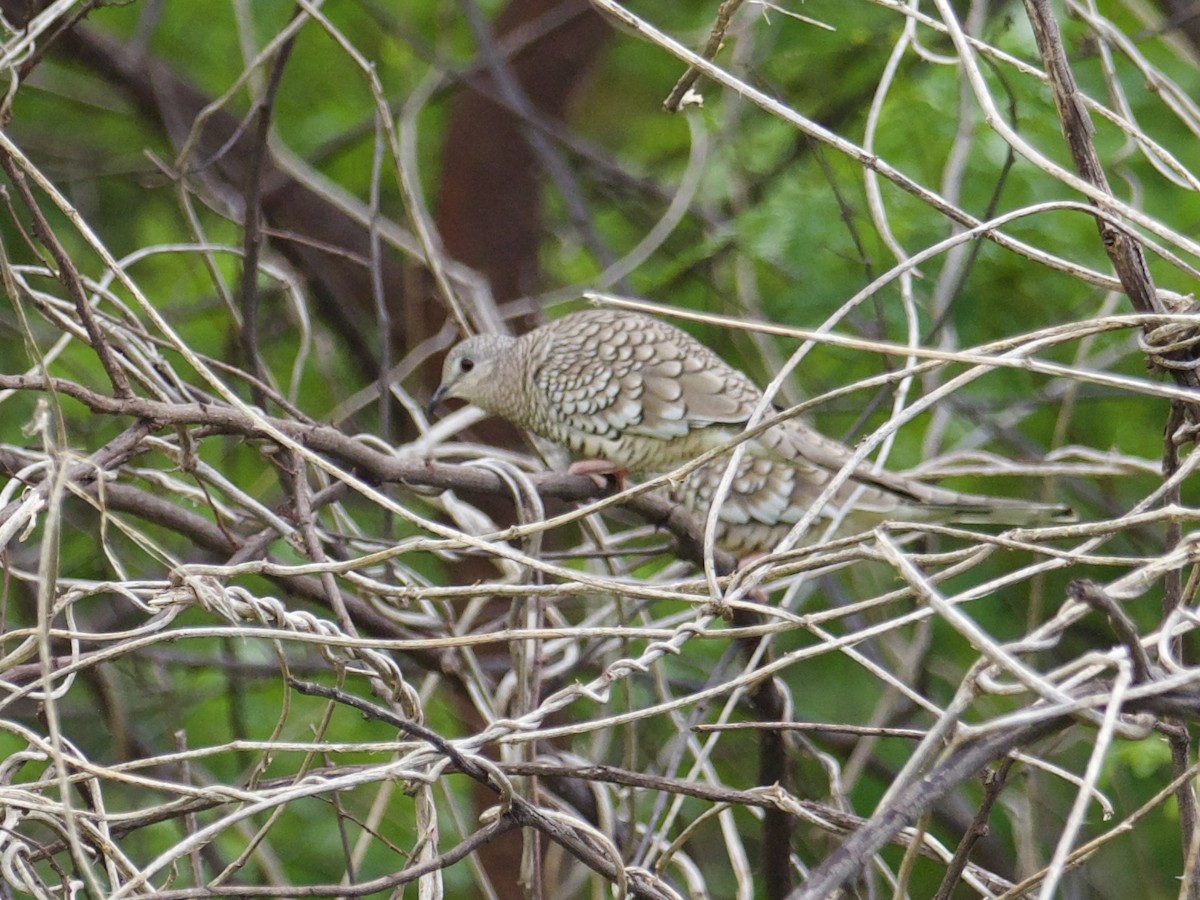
(428, 333), (521, 418)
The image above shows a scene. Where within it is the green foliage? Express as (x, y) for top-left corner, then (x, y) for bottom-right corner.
(2, 0), (1199, 897)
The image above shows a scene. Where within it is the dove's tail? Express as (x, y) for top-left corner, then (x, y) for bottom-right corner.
(903, 494), (1076, 528)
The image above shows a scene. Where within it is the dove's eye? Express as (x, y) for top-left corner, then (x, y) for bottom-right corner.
(460, 358), (475, 374)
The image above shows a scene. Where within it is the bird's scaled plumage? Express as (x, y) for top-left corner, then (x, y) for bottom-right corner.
(431, 309), (1073, 553)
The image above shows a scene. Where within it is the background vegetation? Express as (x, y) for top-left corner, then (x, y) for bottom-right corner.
(0, 0), (1198, 897)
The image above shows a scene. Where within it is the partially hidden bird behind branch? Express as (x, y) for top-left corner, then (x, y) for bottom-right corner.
(429, 308), (1073, 553)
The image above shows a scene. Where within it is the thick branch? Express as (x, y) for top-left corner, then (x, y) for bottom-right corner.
(0, 374), (736, 575)
(1022, 0), (1200, 390)
(791, 688), (1200, 899)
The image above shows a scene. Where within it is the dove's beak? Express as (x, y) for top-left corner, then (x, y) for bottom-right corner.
(426, 385), (448, 418)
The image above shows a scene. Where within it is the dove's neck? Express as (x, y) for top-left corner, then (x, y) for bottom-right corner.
(473, 334), (536, 428)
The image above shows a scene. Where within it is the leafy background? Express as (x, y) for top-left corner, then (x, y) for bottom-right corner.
(0, 0), (1198, 898)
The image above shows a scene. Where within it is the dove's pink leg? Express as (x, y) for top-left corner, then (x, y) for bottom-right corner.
(567, 459), (631, 491)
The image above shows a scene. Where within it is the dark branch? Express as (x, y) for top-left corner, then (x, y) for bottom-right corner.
(0, 373), (737, 575)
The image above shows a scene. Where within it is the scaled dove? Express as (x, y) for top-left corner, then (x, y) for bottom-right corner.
(430, 309), (1072, 553)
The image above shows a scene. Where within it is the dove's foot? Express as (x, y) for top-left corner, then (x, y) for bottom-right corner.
(567, 459), (631, 491)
